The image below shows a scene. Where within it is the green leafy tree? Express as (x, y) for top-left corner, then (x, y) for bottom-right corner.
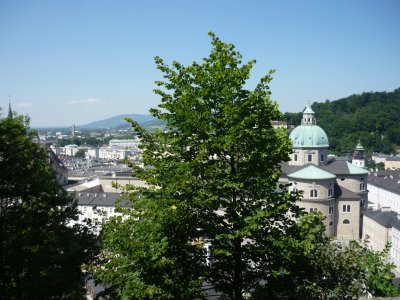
(0, 113), (98, 299)
(298, 239), (400, 299)
(94, 33), (305, 299)
(253, 214), (400, 299)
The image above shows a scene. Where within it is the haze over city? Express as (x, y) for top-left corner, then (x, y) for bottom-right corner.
(0, 0), (399, 127)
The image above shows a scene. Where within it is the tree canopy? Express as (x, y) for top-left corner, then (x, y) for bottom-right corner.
(0, 112), (98, 299)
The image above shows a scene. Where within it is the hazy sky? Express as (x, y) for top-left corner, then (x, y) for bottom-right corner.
(0, 0), (399, 127)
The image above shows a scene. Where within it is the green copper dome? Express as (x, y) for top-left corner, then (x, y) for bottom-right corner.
(289, 124), (329, 148)
(289, 105), (329, 148)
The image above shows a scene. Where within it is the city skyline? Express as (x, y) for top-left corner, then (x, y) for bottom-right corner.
(0, 0), (399, 127)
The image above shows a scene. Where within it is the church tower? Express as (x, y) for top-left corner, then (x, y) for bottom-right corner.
(352, 141), (365, 168)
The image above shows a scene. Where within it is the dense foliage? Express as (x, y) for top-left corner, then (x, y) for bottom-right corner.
(0, 112), (98, 299)
(282, 88), (400, 155)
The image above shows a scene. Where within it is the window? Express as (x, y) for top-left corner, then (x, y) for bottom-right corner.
(343, 219), (350, 224)
(340, 177), (345, 181)
(329, 206), (334, 215)
(360, 183), (365, 191)
(294, 154), (298, 161)
(310, 208), (318, 213)
(320, 154), (324, 162)
(310, 189), (318, 198)
(343, 204), (351, 213)
(308, 154), (312, 162)
(329, 221), (333, 227)
(328, 188), (333, 197)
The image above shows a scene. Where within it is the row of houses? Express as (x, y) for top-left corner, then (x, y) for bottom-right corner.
(50, 138), (143, 162)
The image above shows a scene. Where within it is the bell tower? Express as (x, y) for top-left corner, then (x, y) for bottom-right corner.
(352, 140), (365, 168)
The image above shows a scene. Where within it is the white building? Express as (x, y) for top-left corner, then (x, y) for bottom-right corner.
(86, 148), (100, 160)
(362, 208), (400, 273)
(64, 144), (79, 156)
(99, 147), (130, 160)
(70, 192), (128, 232)
(368, 170), (400, 214)
(109, 138), (140, 148)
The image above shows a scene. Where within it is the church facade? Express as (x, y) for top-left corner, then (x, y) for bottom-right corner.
(280, 106), (368, 240)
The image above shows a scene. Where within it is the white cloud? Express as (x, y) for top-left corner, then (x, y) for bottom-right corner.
(16, 102), (33, 108)
(66, 98), (110, 105)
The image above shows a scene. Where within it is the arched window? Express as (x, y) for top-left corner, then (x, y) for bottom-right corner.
(320, 154), (324, 162)
(310, 189), (318, 198)
(328, 188), (333, 197)
(343, 219), (350, 224)
(308, 154), (312, 162)
(294, 154), (298, 161)
(360, 183), (365, 191)
(329, 221), (333, 227)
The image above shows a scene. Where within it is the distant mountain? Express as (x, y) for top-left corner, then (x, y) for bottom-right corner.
(79, 114), (158, 129)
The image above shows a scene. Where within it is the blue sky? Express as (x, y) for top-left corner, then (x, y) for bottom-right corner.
(0, 0), (399, 127)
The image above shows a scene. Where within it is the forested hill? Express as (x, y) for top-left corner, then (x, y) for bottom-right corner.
(282, 87), (400, 155)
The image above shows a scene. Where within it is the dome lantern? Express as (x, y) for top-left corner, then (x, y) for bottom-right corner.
(301, 104), (316, 125)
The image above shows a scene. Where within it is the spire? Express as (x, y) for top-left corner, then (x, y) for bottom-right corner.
(355, 140), (364, 151)
(7, 97), (13, 120)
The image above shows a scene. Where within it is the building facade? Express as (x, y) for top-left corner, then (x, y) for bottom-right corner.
(280, 105), (368, 240)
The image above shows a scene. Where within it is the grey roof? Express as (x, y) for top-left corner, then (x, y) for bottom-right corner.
(363, 209), (400, 230)
(321, 160), (368, 175)
(387, 157), (400, 161)
(368, 170), (400, 195)
(281, 160), (368, 178)
(72, 192), (130, 207)
(336, 185), (361, 200)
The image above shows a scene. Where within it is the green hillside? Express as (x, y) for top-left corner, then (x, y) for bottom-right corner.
(282, 87), (400, 155)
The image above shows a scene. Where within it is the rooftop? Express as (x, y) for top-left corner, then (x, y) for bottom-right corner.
(74, 192), (129, 207)
(282, 160), (368, 178)
(288, 165), (336, 180)
(368, 170), (400, 195)
(363, 208), (400, 230)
